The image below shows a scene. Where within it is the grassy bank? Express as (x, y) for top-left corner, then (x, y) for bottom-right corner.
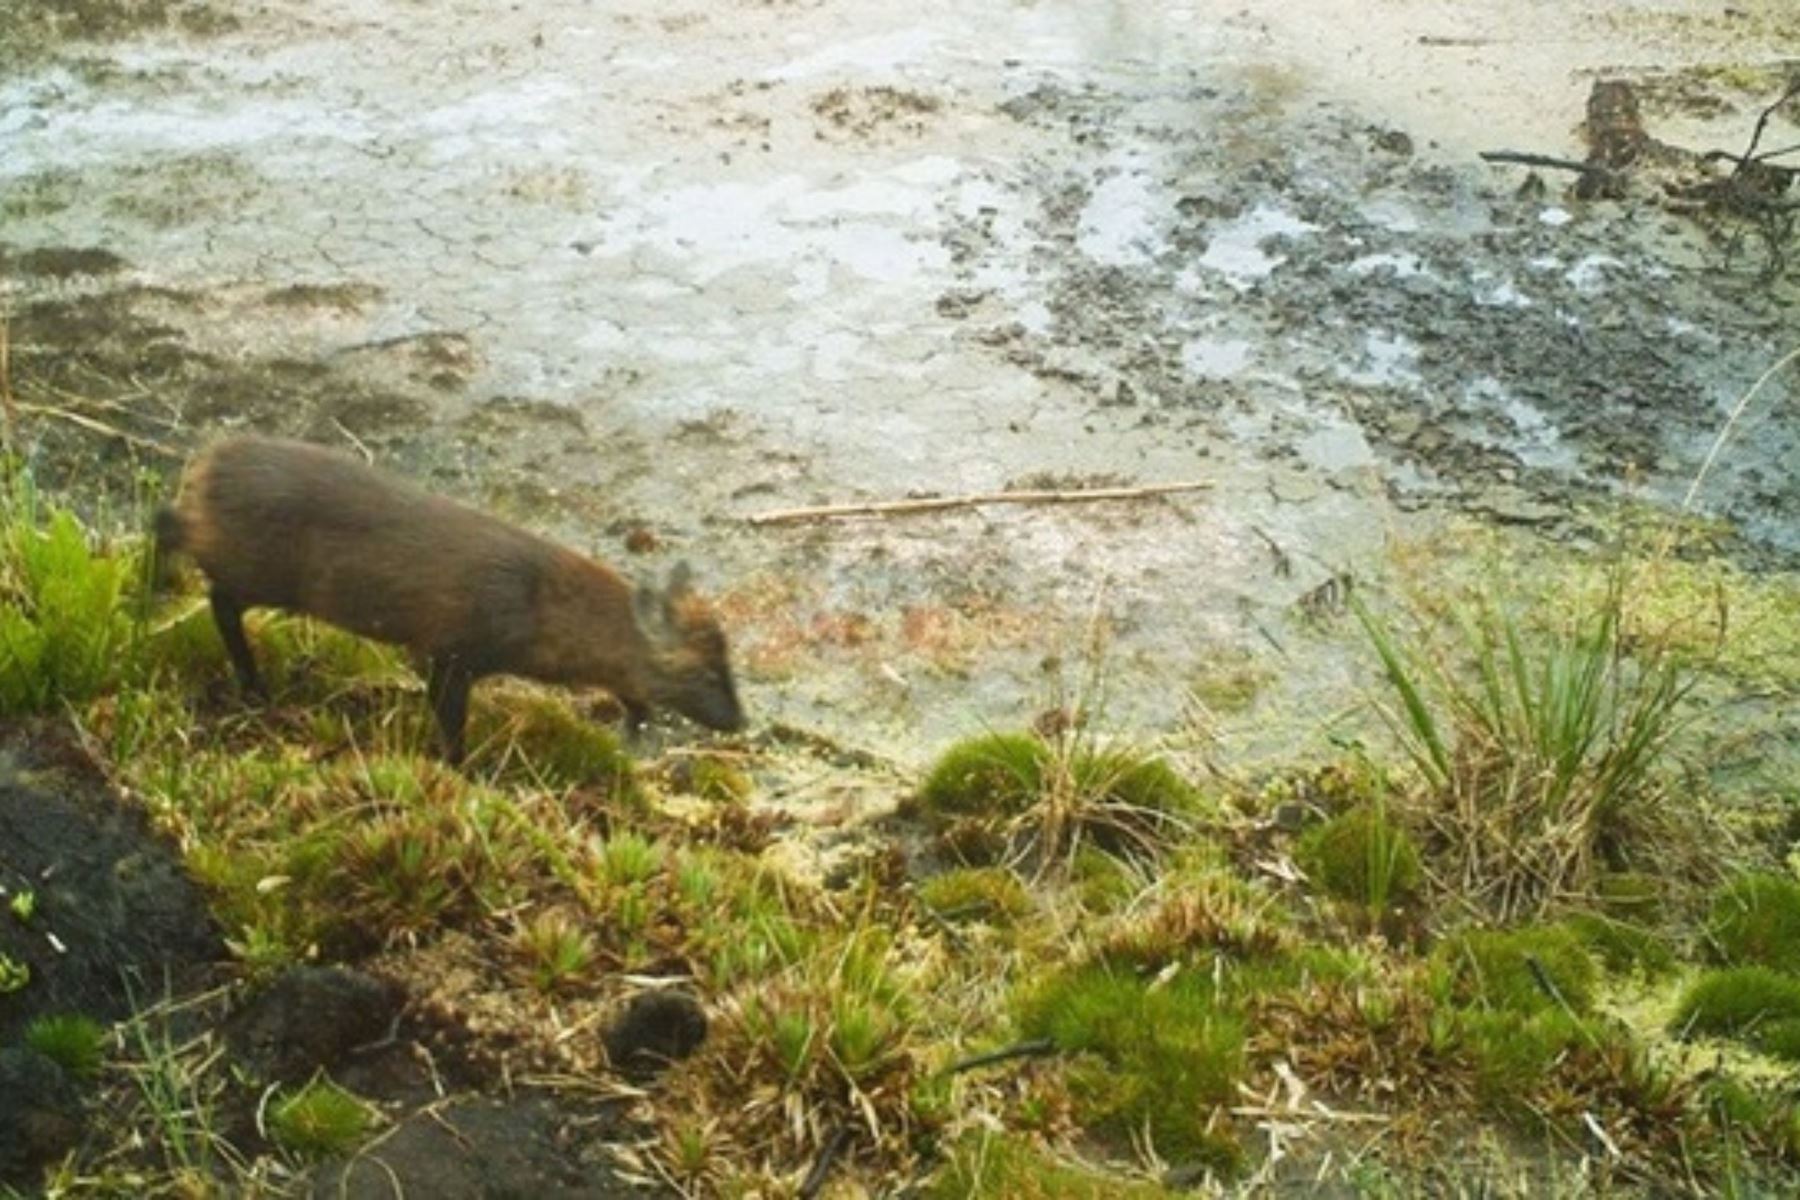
(3, 462), (1800, 1197)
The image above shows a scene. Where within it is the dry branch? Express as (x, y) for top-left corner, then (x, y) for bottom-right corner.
(744, 480), (1211, 526)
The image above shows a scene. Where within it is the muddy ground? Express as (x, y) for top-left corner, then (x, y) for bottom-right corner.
(4, 0), (1798, 758)
(2, 0), (1799, 1194)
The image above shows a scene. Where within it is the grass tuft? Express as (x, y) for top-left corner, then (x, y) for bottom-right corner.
(0, 468), (140, 713)
(928, 1131), (1171, 1199)
(267, 1076), (373, 1158)
(25, 1012), (108, 1078)
(1354, 573), (1692, 921)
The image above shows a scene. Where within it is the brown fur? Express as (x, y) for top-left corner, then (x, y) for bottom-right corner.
(157, 436), (744, 761)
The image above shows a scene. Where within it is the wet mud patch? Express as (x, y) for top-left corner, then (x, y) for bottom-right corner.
(5, 286), (469, 505)
(0, 243), (128, 279)
(103, 152), (265, 229)
(947, 81), (1800, 562)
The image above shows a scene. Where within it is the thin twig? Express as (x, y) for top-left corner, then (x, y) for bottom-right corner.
(942, 1038), (1056, 1076)
(1679, 345), (1800, 513)
(1738, 79), (1800, 169)
(745, 481), (1211, 526)
(1478, 150), (1617, 181)
(13, 400), (182, 457)
(798, 1124), (852, 1200)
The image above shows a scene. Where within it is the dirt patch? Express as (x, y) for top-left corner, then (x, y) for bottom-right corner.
(812, 86), (943, 138)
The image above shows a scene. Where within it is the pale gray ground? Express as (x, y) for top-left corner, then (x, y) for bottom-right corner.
(3, 0), (1797, 763)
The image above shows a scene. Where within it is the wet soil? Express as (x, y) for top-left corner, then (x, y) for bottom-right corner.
(4, 0), (1795, 767)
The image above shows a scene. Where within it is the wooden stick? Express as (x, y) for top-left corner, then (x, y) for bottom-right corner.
(13, 401), (182, 457)
(744, 480), (1212, 526)
(1478, 150), (1616, 180)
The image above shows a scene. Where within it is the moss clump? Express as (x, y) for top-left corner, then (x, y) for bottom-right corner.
(268, 1078), (373, 1158)
(24, 1013), (107, 1078)
(471, 693), (638, 796)
(1072, 846), (1138, 913)
(1015, 967), (1244, 1164)
(1674, 967), (1800, 1061)
(1435, 924), (1598, 1016)
(668, 754), (753, 803)
(917, 732), (1046, 818)
(917, 867), (1033, 925)
(918, 732), (1205, 865)
(1069, 751), (1205, 821)
(1567, 913), (1676, 978)
(1456, 1007), (1594, 1111)
(1296, 803), (1421, 909)
(1705, 874), (1800, 976)
(928, 1131), (1172, 1199)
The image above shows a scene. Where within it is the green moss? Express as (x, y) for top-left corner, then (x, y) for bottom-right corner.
(1435, 924), (1598, 1016)
(1674, 967), (1800, 1060)
(669, 754), (753, 803)
(1296, 803), (1421, 909)
(1567, 913), (1676, 978)
(24, 1013), (107, 1078)
(252, 614), (410, 698)
(1188, 648), (1273, 715)
(917, 866), (1033, 925)
(1071, 750), (1205, 821)
(1072, 847), (1138, 913)
(1455, 1007), (1594, 1112)
(929, 1131), (1173, 1199)
(918, 731), (1205, 865)
(471, 693), (638, 795)
(1705, 874), (1800, 976)
(1015, 967), (1244, 1163)
(917, 732), (1046, 818)
(267, 1077), (372, 1158)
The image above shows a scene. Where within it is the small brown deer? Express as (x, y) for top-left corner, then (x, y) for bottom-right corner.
(155, 435), (745, 763)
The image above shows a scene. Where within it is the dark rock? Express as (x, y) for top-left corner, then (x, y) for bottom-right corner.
(0, 728), (223, 1046)
(225, 966), (405, 1084)
(0, 1047), (85, 1183)
(602, 990), (707, 1079)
